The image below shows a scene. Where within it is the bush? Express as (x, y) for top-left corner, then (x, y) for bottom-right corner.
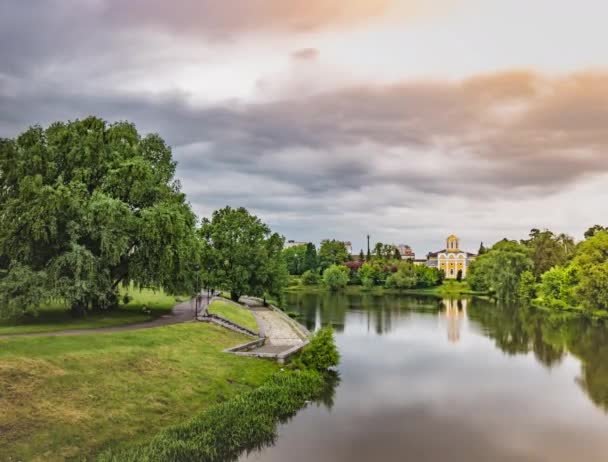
(301, 270), (320, 286)
(385, 271), (417, 290)
(361, 277), (375, 290)
(322, 265), (349, 291)
(299, 327), (340, 371)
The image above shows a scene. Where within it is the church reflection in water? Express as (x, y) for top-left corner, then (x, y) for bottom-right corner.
(440, 298), (468, 343)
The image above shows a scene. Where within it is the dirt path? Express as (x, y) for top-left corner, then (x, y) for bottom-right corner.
(0, 297), (207, 339)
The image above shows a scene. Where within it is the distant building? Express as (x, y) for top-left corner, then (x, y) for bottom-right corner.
(343, 241), (353, 255)
(426, 235), (476, 279)
(396, 244), (415, 260)
(284, 240), (308, 249)
(413, 259), (427, 266)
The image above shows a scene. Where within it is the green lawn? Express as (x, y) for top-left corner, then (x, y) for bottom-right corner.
(0, 287), (185, 335)
(207, 299), (259, 333)
(0, 323), (278, 461)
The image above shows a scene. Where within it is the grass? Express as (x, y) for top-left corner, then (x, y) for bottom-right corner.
(98, 370), (325, 462)
(0, 286), (185, 335)
(0, 323), (279, 461)
(207, 300), (259, 333)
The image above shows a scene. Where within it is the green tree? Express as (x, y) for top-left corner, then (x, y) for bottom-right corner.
(517, 270), (537, 305)
(456, 269), (463, 282)
(478, 242), (487, 255)
(322, 265), (350, 291)
(0, 118), (198, 317)
(522, 229), (572, 278)
(301, 269), (320, 285)
(359, 249), (365, 262)
(303, 242), (318, 272)
(393, 247), (402, 261)
(385, 266), (417, 290)
(283, 244), (307, 275)
(318, 240), (349, 271)
(415, 265), (443, 288)
(584, 225), (607, 240)
(199, 207), (287, 302)
(467, 240), (533, 302)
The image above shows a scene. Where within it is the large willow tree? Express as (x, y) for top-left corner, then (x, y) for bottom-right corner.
(0, 117), (199, 317)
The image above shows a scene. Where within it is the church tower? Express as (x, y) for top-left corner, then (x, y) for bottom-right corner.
(446, 234), (460, 252)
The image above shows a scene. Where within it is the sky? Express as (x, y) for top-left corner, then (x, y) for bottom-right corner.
(1, 0), (608, 255)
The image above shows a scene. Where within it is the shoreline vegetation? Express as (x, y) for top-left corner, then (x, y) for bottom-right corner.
(284, 280), (485, 297)
(98, 327), (339, 462)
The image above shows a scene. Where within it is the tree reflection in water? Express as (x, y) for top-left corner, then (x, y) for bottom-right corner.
(286, 292), (608, 413)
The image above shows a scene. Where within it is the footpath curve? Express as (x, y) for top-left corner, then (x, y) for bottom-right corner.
(0, 298), (204, 339)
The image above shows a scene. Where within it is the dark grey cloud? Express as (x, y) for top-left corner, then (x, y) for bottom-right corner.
(1, 0), (607, 251)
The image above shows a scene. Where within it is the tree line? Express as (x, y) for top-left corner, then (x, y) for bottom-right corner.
(0, 118), (287, 318)
(283, 239), (443, 291)
(467, 227), (608, 316)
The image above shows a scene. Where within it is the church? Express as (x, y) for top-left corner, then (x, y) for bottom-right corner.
(426, 235), (476, 279)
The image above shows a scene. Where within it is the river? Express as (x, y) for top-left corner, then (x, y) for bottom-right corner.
(240, 292), (608, 462)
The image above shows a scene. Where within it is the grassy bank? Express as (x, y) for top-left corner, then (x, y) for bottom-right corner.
(284, 280), (485, 297)
(0, 323), (278, 461)
(207, 299), (259, 332)
(98, 370), (325, 462)
(0, 286), (185, 335)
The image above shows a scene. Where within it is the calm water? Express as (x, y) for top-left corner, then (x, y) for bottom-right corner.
(240, 293), (608, 462)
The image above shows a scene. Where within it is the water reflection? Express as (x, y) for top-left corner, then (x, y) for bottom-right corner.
(440, 298), (467, 343)
(241, 293), (608, 462)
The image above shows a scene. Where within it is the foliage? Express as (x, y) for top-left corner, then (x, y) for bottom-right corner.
(298, 327), (340, 371)
(467, 239), (533, 302)
(456, 269), (463, 282)
(303, 243), (318, 273)
(361, 277), (375, 290)
(478, 242), (487, 255)
(283, 244), (307, 275)
(0, 118), (199, 317)
(301, 270), (320, 286)
(318, 240), (350, 270)
(385, 264), (417, 290)
(521, 229), (574, 278)
(373, 242), (397, 260)
(517, 270), (537, 304)
(584, 225), (607, 239)
(199, 207), (287, 302)
(322, 265), (350, 291)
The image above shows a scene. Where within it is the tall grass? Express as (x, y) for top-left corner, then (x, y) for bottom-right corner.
(98, 370), (325, 462)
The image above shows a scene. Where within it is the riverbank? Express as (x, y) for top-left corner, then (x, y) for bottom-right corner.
(0, 323), (279, 461)
(284, 280), (486, 297)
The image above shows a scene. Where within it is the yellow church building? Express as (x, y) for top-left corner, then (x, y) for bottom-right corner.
(426, 235), (476, 279)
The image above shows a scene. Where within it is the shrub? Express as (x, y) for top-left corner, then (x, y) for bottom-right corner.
(385, 271), (417, 290)
(322, 265), (349, 291)
(301, 270), (320, 286)
(361, 277), (375, 290)
(299, 327), (340, 371)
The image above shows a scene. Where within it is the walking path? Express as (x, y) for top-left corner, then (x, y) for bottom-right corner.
(239, 297), (308, 356)
(0, 297), (206, 338)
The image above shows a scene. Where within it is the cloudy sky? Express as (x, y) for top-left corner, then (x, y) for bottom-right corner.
(1, 0), (608, 254)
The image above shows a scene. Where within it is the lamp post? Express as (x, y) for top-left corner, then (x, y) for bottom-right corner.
(194, 264), (201, 319)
